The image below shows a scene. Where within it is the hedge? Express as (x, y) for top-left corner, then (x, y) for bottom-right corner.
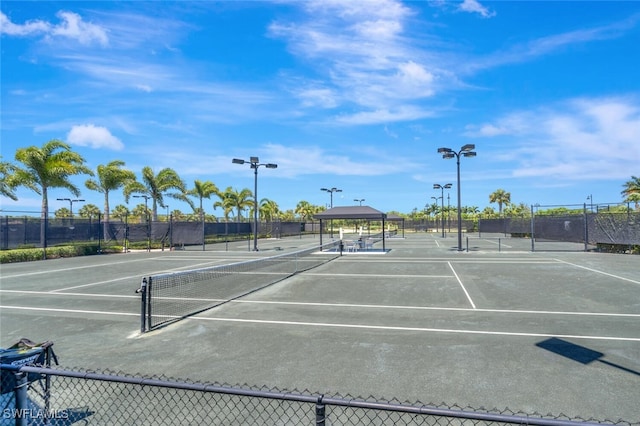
(0, 244), (121, 263)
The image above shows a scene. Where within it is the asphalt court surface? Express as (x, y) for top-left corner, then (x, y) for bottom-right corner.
(1, 233), (639, 421)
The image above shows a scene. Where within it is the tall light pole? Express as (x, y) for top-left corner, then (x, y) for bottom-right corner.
(437, 144), (476, 251)
(56, 198), (85, 219)
(321, 187), (342, 208)
(431, 196), (440, 234)
(233, 157), (278, 251)
(133, 194), (151, 252)
(354, 198), (365, 206)
(321, 187), (342, 238)
(433, 183), (452, 238)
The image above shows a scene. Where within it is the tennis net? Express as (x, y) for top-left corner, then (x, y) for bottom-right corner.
(138, 241), (340, 332)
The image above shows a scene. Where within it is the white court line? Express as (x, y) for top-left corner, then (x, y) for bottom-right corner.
(4, 302), (638, 343)
(481, 239), (512, 248)
(343, 258), (557, 264)
(0, 289), (137, 299)
(6, 306), (635, 342)
(51, 260), (224, 292)
(553, 259), (640, 285)
(433, 239), (441, 248)
(0, 305), (138, 317)
(447, 261), (476, 309)
(194, 316), (640, 342)
(0, 257), (152, 279)
(304, 273), (451, 279)
(3, 291), (638, 319)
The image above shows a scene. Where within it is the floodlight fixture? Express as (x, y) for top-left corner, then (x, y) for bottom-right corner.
(232, 156), (278, 251)
(436, 144), (477, 250)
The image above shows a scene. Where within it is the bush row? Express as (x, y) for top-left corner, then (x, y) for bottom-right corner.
(0, 244), (122, 263)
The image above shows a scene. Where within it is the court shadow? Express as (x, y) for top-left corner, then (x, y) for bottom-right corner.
(536, 337), (640, 377)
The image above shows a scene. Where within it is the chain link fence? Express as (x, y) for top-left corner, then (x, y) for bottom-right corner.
(0, 215), (309, 251)
(2, 364), (637, 426)
(477, 204), (639, 252)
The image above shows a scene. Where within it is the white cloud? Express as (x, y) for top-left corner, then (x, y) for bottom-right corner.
(261, 143), (416, 177)
(296, 86), (339, 108)
(269, 0), (442, 124)
(466, 97), (640, 181)
(335, 106), (436, 125)
(1, 10), (108, 46)
(0, 12), (49, 35)
(458, 0), (496, 18)
(66, 124), (124, 150)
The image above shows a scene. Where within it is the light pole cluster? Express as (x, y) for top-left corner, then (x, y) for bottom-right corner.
(133, 194), (151, 252)
(321, 187), (342, 208)
(233, 156), (278, 251)
(321, 187), (342, 237)
(433, 183), (452, 238)
(56, 198), (84, 218)
(437, 144), (476, 251)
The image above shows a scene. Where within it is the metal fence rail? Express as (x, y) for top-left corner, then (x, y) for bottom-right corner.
(2, 364), (635, 426)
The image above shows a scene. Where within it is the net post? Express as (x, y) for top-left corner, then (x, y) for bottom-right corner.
(147, 277), (153, 331)
(137, 278), (148, 333)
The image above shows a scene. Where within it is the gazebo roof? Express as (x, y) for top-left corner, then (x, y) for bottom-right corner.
(313, 206), (387, 220)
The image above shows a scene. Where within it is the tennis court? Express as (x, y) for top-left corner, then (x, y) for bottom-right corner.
(1, 233), (638, 422)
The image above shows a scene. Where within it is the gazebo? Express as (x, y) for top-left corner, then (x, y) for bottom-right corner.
(313, 206), (388, 251)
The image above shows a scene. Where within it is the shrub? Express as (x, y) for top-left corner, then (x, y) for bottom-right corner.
(0, 244), (102, 263)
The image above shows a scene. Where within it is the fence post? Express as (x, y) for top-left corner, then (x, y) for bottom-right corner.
(530, 205), (535, 252)
(315, 395), (325, 426)
(14, 371), (29, 426)
(583, 203), (589, 252)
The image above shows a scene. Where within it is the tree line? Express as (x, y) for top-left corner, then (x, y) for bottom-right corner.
(1, 140), (639, 225)
(0, 139), (325, 224)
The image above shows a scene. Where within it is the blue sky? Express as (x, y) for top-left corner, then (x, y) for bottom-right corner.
(2, 0), (639, 216)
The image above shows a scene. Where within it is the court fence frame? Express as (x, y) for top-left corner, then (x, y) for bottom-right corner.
(477, 203), (639, 253)
(0, 213), (312, 252)
(1, 364), (635, 426)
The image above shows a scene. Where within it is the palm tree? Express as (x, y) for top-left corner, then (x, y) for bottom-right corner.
(124, 166), (187, 221)
(489, 189), (511, 216)
(55, 208), (72, 219)
(215, 187), (253, 221)
(85, 160), (136, 223)
(295, 200), (316, 221)
(259, 198), (280, 222)
(187, 180), (219, 220)
(78, 203), (101, 219)
(622, 176), (640, 209)
(0, 157), (18, 201)
(12, 139), (93, 244)
(131, 203), (150, 223)
(111, 204), (130, 222)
